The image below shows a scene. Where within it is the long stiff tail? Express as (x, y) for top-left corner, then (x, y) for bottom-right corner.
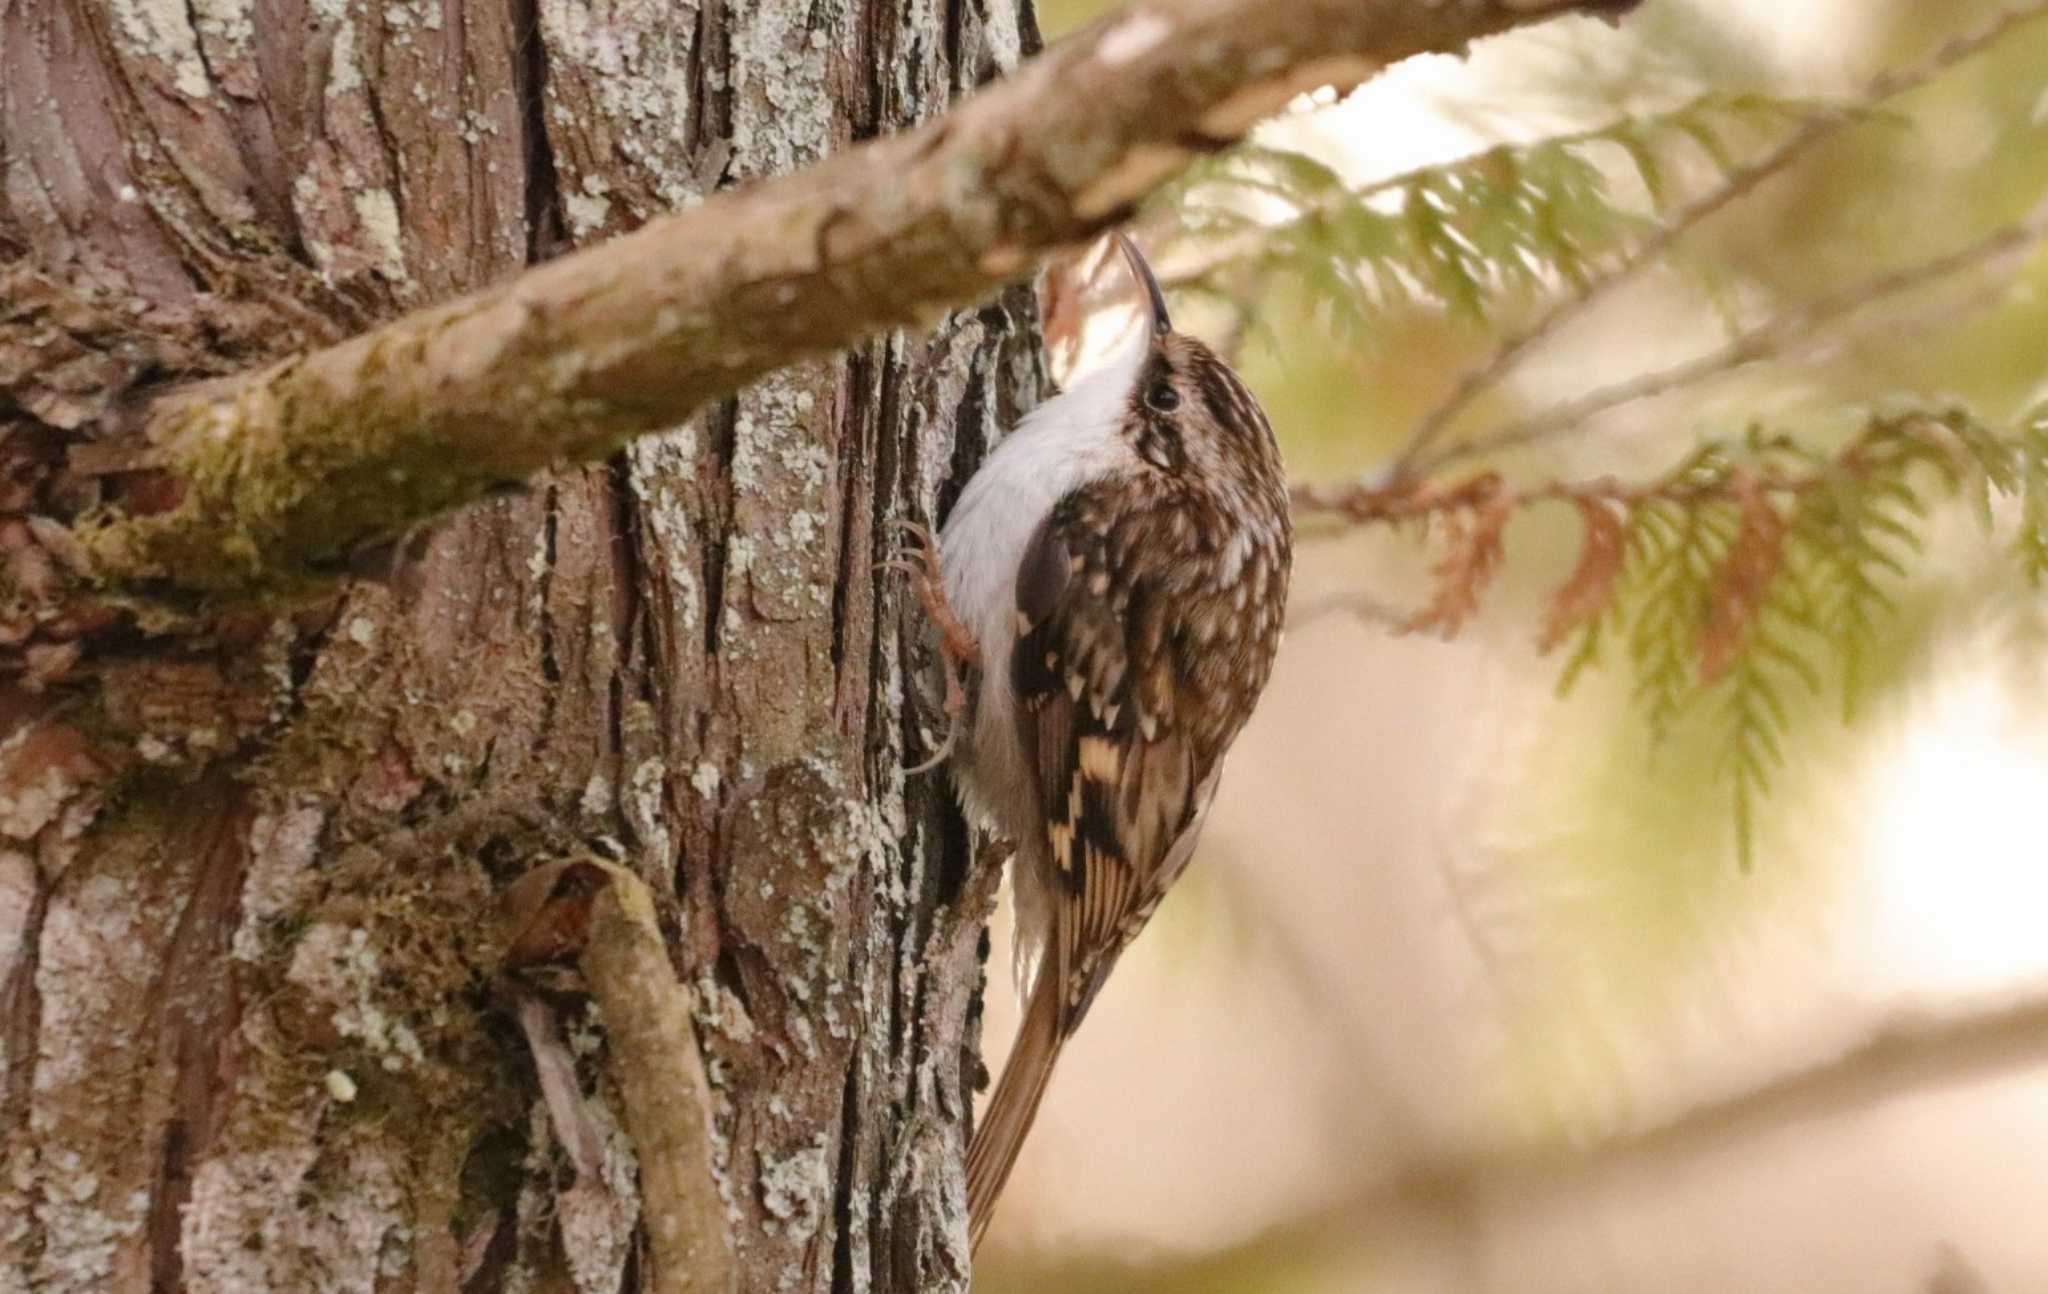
(966, 966), (1067, 1250)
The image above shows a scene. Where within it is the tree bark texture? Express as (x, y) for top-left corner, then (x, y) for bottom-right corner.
(0, 1), (1039, 1290)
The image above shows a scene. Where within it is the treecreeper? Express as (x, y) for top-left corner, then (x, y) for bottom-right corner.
(892, 233), (1295, 1249)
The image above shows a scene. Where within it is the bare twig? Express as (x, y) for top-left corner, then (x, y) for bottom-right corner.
(1380, 0), (2048, 483)
(80, 0), (1635, 597)
(1414, 204), (2048, 470)
(1285, 586), (1415, 630)
(1297, 410), (1963, 526)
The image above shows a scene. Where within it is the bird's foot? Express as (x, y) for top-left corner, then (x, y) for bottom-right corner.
(880, 519), (981, 773)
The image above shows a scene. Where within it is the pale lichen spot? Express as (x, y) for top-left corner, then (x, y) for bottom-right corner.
(353, 189), (409, 282)
(327, 16), (362, 96)
(193, 0), (255, 52)
(565, 174), (614, 238)
(758, 1132), (831, 1235)
(727, 2), (832, 175)
(690, 761), (722, 799)
(109, 0), (213, 99)
(581, 770), (612, 816)
(1096, 9), (1170, 66)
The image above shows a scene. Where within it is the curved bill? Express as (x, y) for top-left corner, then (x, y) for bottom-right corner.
(1112, 231), (1171, 336)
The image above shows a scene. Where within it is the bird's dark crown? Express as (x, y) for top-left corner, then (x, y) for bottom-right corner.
(1108, 234), (1288, 504)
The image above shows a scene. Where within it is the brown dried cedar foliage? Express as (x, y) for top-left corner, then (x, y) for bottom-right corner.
(1306, 405), (2048, 868)
(1537, 495), (1628, 653)
(1403, 489), (1514, 637)
(1696, 468), (1789, 683)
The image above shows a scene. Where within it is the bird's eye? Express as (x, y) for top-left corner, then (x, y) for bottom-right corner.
(1145, 381), (1180, 413)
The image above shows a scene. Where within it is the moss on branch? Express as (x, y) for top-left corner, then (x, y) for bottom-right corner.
(83, 0), (1638, 597)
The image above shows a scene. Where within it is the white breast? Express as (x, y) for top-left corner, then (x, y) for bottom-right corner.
(938, 328), (1146, 844)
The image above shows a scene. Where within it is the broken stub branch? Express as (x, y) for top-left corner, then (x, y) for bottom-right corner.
(84, 0), (1637, 598)
(503, 858), (737, 1294)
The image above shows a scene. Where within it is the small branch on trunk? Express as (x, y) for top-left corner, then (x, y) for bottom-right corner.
(580, 869), (736, 1294)
(503, 858), (736, 1294)
(79, 0), (1636, 598)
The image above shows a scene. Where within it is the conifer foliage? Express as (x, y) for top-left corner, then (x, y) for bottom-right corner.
(1546, 409), (2048, 866)
(1168, 92), (1826, 337)
(1176, 5), (2048, 864)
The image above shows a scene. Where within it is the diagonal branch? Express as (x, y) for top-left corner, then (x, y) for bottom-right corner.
(80, 0), (1637, 598)
(1412, 202), (2048, 470)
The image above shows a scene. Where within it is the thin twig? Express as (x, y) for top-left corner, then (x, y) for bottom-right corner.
(1295, 404), (1968, 527)
(1380, 0), (2048, 483)
(1285, 586), (1415, 630)
(1411, 204), (2048, 470)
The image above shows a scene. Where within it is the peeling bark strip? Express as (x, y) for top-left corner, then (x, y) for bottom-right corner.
(88, 0), (1637, 594)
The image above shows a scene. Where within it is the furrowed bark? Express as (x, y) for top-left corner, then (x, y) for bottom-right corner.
(2, 1), (1032, 1290)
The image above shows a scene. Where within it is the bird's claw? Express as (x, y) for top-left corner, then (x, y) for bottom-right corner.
(882, 518), (981, 773)
(902, 720), (959, 776)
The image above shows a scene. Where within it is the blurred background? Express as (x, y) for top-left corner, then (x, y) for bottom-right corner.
(973, 1), (2048, 1289)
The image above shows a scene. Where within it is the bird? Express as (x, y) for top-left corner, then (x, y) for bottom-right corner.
(891, 232), (1294, 1250)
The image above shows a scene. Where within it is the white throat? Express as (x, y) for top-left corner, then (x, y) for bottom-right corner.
(934, 323), (1149, 844)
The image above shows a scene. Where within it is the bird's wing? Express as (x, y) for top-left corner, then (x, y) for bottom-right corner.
(966, 482), (1223, 1246)
(1010, 484), (1219, 1028)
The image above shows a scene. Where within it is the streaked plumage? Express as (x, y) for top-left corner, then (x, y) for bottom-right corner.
(930, 236), (1291, 1249)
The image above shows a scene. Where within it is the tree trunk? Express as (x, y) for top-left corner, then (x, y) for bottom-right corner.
(0, 0), (1039, 1289)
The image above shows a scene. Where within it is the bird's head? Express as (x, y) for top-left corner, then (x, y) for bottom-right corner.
(1106, 233), (1287, 503)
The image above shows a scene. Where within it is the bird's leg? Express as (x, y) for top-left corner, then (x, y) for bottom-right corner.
(880, 520), (982, 772)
